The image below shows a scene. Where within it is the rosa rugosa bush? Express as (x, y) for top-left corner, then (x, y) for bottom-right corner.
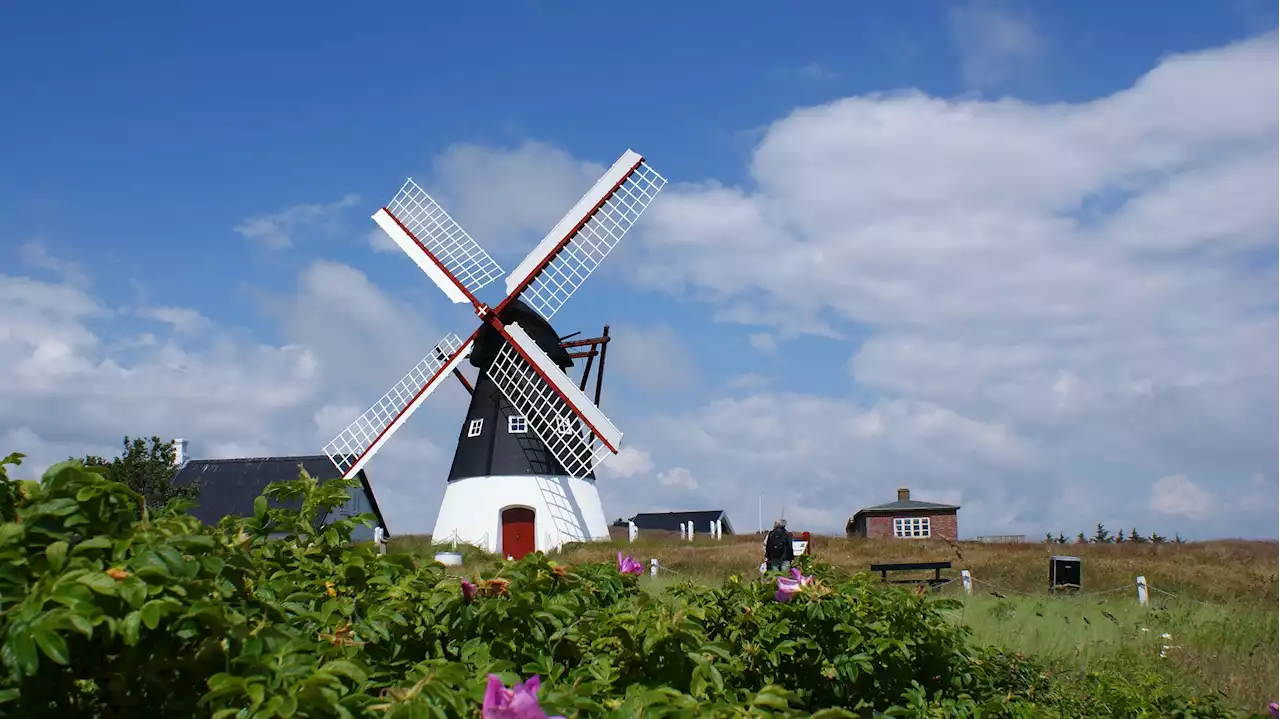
(0, 452), (1244, 718)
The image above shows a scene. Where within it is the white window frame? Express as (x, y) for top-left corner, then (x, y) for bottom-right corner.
(893, 516), (931, 538)
(467, 419), (484, 438)
(507, 415), (527, 434)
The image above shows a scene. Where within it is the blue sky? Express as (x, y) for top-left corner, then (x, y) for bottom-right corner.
(2, 2), (1276, 539)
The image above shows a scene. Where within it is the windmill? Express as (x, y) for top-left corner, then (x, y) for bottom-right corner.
(323, 149), (666, 559)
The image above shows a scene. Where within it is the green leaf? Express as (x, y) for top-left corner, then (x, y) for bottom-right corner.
(3, 630), (38, 676)
(70, 536), (112, 554)
(78, 571), (119, 595)
(320, 659), (368, 684)
(120, 576), (147, 608)
(140, 600), (165, 630)
(120, 611), (142, 646)
(31, 627), (69, 665)
(254, 496), (267, 520)
(45, 541), (69, 572)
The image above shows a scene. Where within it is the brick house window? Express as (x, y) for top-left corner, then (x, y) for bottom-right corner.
(894, 517), (931, 538)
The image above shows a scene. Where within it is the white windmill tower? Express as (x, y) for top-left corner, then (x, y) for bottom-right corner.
(323, 150), (666, 558)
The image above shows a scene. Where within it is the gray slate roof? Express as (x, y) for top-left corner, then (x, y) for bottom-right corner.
(852, 499), (960, 516)
(624, 510), (734, 534)
(170, 455), (389, 534)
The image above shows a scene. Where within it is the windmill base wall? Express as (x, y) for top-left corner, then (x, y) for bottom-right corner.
(430, 475), (611, 556)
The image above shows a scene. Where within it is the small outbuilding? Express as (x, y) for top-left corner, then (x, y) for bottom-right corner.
(846, 488), (958, 540)
(621, 510), (734, 536)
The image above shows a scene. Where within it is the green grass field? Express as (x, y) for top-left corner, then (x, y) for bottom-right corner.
(388, 532), (1280, 713)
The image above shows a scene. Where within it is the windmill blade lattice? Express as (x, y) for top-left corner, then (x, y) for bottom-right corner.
(487, 323), (622, 477)
(324, 332), (471, 478)
(504, 151), (667, 321)
(383, 178), (506, 300)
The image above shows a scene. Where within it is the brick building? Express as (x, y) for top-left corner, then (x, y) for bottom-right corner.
(845, 488), (959, 540)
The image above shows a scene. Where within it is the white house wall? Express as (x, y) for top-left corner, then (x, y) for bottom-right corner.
(431, 474), (610, 555)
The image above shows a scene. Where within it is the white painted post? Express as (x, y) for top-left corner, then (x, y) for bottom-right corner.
(650, 558), (659, 577)
(627, 521), (637, 543)
(688, 523), (695, 542)
(678, 522), (685, 540)
(960, 570), (972, 595)
(709, 520), (715, 536)
(1136, 575), (1148, 605)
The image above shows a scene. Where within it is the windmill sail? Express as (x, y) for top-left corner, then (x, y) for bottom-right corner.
(502, 150), (667, 321)
(486, 321), (622, 478)
(376, 178), (506, 304)
(323, 333), (473, 478)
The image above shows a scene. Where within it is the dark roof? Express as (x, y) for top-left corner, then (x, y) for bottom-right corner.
(851, 499), (960, 519)
(170, 455), (389, 534)
(626, 510), (734, 534)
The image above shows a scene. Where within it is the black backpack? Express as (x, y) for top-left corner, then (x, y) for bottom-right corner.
(765, 528), (790, 559)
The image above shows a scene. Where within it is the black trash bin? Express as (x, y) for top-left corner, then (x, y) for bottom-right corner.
(1049, 555), (1081, 592)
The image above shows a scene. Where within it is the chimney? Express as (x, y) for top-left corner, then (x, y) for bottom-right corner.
(174, 438), (189, 466)
(897, 487), (910, 502)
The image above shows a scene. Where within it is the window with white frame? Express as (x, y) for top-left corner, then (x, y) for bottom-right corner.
(507, 415), (527, 434)
(893, 517), (931, 538)
(467, 419), (484, 438)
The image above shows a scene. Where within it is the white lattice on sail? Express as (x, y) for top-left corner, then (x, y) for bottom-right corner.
(324, 333), (470, 478)
(486, 327), (621, 478)
(505, 153), (666, 320)
(385, 178), (505, 297)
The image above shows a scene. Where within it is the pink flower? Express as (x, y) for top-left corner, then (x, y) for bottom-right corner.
(461, 579), (477, 602)
(616, 551), (643, 576)
(774, 568), (814, 602)
(1268, 702), (1277, 718)
(482, 674), (564, 719)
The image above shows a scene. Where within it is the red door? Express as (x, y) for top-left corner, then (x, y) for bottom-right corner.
(501, 507), (536, 559)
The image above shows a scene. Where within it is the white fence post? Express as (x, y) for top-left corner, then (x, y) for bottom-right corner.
(627, 521), (637, 543)
(688, 523), (695, 542)
(961, 569), (972, 595)
(678, 522), (686, 540)
(715, 519), (722, 539)
(709, 520), (715, 537)
(1136, 575), (1148, 605)
(650, 558), (659, 577)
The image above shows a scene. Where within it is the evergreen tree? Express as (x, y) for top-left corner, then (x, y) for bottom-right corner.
(1128, 527), (1145, 543)
(1076, 532), (1087, 544)
(1091, 523), (1112, 543)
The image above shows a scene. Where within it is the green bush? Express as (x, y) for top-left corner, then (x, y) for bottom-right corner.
(0, 453), (1256, 718)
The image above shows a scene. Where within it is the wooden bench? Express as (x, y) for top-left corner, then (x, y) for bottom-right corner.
(869, 561), (952, 587)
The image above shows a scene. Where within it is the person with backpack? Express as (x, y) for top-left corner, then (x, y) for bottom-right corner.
(763, 519), (794, 572)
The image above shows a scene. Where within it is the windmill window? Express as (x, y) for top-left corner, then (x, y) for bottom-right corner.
(893, 517), (930, 538)
(467, 419), (484, 438)
(508, 415), (527, 434)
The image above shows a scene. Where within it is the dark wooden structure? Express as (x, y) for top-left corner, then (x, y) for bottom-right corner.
(869, 561), (952, 587)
